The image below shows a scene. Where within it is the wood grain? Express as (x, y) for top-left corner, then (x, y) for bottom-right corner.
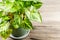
(7, 25), (60, 40)
(1, 0), (60, 40)
(40, 0), (60, 24)
(25, 0), (60, 40)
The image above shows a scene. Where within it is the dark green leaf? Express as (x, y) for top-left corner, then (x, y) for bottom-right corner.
(33, 2), (42, 9)
(0, 11), (2, 17)
(24, 18), (33, 29)
(21, 0), (40, 2)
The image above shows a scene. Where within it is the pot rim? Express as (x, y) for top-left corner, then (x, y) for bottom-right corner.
(10, 30), (30, 39)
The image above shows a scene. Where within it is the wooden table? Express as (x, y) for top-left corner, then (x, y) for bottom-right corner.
(0, 22), (60, 40)
(0, 21), (60, 40)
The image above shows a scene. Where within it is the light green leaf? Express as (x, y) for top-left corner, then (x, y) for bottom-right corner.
(4, 2), (14, 12)
(12, 14), (23, 29)
(9, 2), (21, 12)
(0, 21), (12, 39)
(9, 0), (15, 2)
(2, 16), (10, 21)
(0, 2), (4, 11)
(25, 6), (42, 23)
(0, 22), (10, 32)
(1, 29), (12, 39)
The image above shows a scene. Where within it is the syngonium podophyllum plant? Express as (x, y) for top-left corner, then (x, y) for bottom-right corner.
(0, 0), (42, 40)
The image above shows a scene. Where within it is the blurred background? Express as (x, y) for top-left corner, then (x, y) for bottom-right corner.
(40, 0), (60, 25)
(29, 0), (60, 40)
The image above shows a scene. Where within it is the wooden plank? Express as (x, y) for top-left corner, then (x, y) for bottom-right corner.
(40, 0), (60, 24)
(5, 25), (60, 40)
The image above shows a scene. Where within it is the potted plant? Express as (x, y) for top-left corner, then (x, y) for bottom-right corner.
(0, 0), (42, 40)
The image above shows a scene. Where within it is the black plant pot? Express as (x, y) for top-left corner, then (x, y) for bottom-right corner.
(10, 28), (30, 39)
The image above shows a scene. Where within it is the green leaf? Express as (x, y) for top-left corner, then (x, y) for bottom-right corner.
(0, 22), (10, 32)
(14, 14), (23, 25)
(0, 22), (11, 39)
(33, 2), (42, 9)
(12, 14), (23, 29)
(25, 6), (42, 23)
(21, 0), (40, 2)
(24, 18), (33, 29)
(2, 16), (10, 21)
(4, 1), (14, 12)
(0, 2), (3, 11)
(20, 18), (33, 29)
(8, 0), (15, 2)
(9, 1), (21, 12)
(1, 29), (12, 39)
(0, 11), (2, 17)
(0, 11), (9, 17)
(0, 0), (14, 12)
(0, 18), (2, 24)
